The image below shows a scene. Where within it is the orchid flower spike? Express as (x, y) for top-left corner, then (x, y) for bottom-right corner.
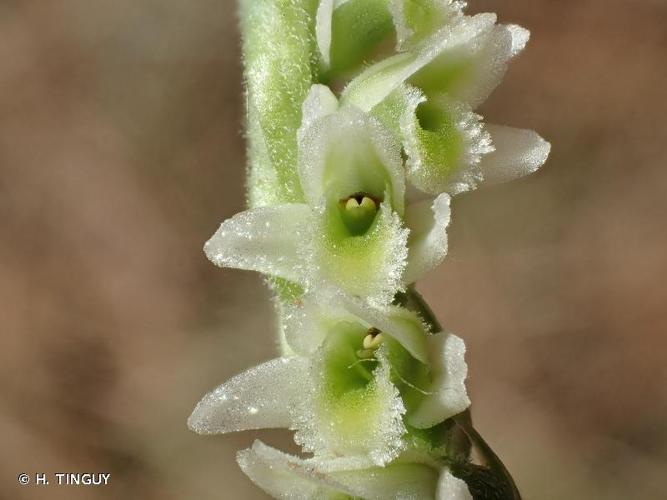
(190, 1), (550, 498)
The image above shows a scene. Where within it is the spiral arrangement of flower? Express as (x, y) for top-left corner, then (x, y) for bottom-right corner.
(188, 1), (550, 498)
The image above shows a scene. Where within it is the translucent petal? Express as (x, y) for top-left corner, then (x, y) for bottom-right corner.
(390, 0), (465, 50)
(204, 204), (312, 283)
(436, 23), (529, 109)
(404, 193), (452, 285)
(437, 469), (473, 500)
(342, 13), (497, 112)
(371, 82), (425, 139)
(313, 200), (409, 306)
(188, 357), (310, 434)
(282, 291), (430, 363)
(507, 24), (530, 57)
(240, 0), (317, 202)
(238, 440), (440, 500)
(315, 0), (335, 68)
(281, 294), (332, 356)
(298, 106), (405, 215)
(408, 333), (470, 429)
(325, 0), (395, 76)
(295, 326), (407, 465)
(237, 441), (357, 499)
(478, 125), (551, 185)
(298, 84), (340, 143)
(334, 461), (440, 499)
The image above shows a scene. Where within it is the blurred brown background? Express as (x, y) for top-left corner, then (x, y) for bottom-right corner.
(1, 1), (665, 499)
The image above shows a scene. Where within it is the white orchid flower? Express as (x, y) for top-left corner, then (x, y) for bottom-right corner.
(236, 440), (473, 500)
(339, 12), (550, 196)
(188, 300), (470, 466)
(204, 85), (452, 305)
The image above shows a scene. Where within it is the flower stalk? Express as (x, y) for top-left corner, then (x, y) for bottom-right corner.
(189, 1), (550, 498)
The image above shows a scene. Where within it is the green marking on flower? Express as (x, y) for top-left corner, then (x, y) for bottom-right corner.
(414, 99), (465, 178)
(325, 0), (395, 78)
(318, 321), (431, 441)
(311, 321), (406, 459)
(317, 199), (408, 302)
(391, 0), (464, 49)
(271, 277), (305, 303)
(409, 56), (473, 97)
(383, 334), (432, 412)
(342, 14), (501, 112)
(372, 84), (494, 195)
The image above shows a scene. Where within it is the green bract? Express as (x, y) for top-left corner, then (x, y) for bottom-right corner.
(242, 0), (318, 206)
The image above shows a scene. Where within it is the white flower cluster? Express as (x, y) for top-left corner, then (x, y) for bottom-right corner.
(189, 1), (549, 499)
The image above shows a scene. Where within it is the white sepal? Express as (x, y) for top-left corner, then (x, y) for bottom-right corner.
(478, 125), (551, 185)
(404, 193), (452, 285)
(204, 204), (312, 283)
(437, 469), (473, 500)
(188, 357), (310, 434)
(408, 333), (471, 429)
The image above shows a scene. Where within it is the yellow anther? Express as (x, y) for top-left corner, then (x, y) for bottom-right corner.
(359, 196), (376, 211)
(363, 332), (384, 350)
(345, 198), (360, 210)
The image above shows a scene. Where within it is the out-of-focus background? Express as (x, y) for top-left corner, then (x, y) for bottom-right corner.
(1, 1), (665, 499)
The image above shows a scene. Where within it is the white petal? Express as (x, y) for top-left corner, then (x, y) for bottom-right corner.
(404, 193), (451, 284)
(390, 0), (465, 50)
(335, 461), (440, 499)
(316, 0), (335, 68)
(204, 204), (312, 283)
(342, 13), (498, 112)
(340, 294), (431, 363)
(281, 294), (331, 356)
(507, 24), (530, 57)
(437, 469), (473, 500)
(187, 357), (310, 434)
(298, 106), (405, 215)
(237, 441), (356, 499)
(452, 23), (528, 109)
(238, 441), (440, 500)
(282, 291), (429, 363)
(479, 125), (551, 184)
(408, 333), (470, 429)
(298, 84), (340, 143)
